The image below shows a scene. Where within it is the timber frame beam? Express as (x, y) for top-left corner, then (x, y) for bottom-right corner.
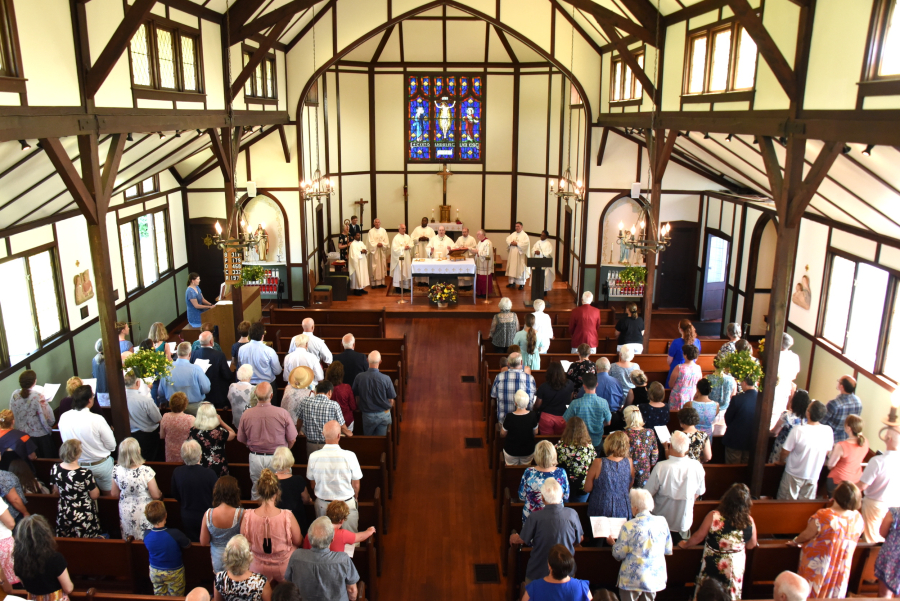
(84, 0), (157, 99)
(234, 0), (317, 42)
(230, 14), (294, 99)
(562, 0), (657, 46)
(726, 0), (797, 102)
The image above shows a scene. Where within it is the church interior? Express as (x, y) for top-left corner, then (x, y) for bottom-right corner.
(0, 0), (899, 599)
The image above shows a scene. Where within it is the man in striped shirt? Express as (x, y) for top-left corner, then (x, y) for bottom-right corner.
(307, 420), (363, 533)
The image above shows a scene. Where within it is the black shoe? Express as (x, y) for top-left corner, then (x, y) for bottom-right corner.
(361, 289), (369, 294)
(354, 290), (363, 296)
(394, 287), (402, 293)
(518, 285), (524, 290)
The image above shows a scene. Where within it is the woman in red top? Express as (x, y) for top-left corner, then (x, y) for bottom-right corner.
(325, 362), (358, 432)
(826, 414), (869, 495)
(302, 500), (374, 554)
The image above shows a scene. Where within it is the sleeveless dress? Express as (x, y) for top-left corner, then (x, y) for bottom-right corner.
(207, 507), (246, 573)
(670, 362), (702, 410)
(625, 428), (658, 488)
(691, 400), (718, 436)
(695, 510), (753, 600)
(798, 508), (864, 598)
(587, 458), (632, 520)
(241, 509), (295, 584)
(875, 507), (900, 595)
(51, 464), (102, 538)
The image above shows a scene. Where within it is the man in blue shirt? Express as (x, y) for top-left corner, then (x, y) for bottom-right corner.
(722, 375), (759, 463)
(595, 357), (625, 412)
(821, 375), (862, 443)
(143, 500), (191, 596)
(563, 373), (611, 449)
(238, 322), (282, 385)
(490, 353), (536, 423)
(158, 342), (210, 414)
(352, 351), (397, 436)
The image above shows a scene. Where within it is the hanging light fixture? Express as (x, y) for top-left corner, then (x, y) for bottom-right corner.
(551, 5), (584, 203)
(616, 199), (672, 255)
(302, 6), (334, 204)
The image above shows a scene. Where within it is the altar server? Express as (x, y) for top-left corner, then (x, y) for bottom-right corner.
(348, 232), (370, 296)
(455, 227), (478, 289)
(427, 226), (455, 259)
(506, 222), (530, 290)
(410, 217), (435, 284)
(475, 230), (494, 296)
(532, 230), (555, 297)
(391, 224), (413, 293)
(367, 218), (390, 289)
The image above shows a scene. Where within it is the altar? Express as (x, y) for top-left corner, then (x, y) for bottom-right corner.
(409, 258), (477, 304)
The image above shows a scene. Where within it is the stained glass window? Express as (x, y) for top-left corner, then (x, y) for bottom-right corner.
(406, 73), (484, 163)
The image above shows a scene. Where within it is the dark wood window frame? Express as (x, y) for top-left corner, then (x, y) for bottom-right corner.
(127, 15), (206, 106)
(681, 15), (758, 104)
(609, 47), (645, 107)
(124, 174), (160, 201)
(241, 44), (278, 105)
(859, 0), (900, 107)
(0, 243), (67, 370)
(118, 207), (174, 297)
(0, 0), (25, 104)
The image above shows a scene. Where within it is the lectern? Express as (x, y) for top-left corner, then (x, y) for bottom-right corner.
(526, 257), (552, 307)
(181, 286), (262, 359)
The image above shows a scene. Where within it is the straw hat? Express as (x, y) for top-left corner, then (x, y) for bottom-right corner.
(289, 366), (314, 389)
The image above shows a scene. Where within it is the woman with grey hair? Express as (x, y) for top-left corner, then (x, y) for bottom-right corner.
(489, 297), (519, 353)
(51, 439), (102, 538)
(171, 440), (218, 542)
(717, 323), (742, 361)
(609, 346), (641, 391)
(91, 339), (110, 406)
(501, 390), (539, 465)
(228, 364), (254, 426)
(110, 437), (162, 540)
(189, 402), (235, 477)
(610, 489), (673, 597)
(518, 440), (570, 522)
(531, 299), (554, 354)
(214, 534), (271, 601)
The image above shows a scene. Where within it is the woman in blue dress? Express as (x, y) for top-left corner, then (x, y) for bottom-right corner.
(666, 319), (701, 387)
(185, 272), (213, 328)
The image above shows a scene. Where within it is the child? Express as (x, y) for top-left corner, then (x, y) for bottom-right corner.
(143, 501), (191, 596)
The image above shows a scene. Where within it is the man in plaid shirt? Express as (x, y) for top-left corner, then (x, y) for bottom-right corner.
(821, 375), (862, 443)
(297, 380), (353, 458)
(491, 353), (536, 422)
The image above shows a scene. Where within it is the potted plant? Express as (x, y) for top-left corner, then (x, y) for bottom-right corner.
(620, 266), (647, 284)
(236, 264), (267, 288)
(428, 282), (458, 308)
(719, 349), (765, 388)
(123, 348), (172, 387)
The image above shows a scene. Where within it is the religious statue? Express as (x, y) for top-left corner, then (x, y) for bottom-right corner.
(434, 99), (456, 140)
(463, 107), (479, 142)
(255, 224), (269, 261)
(619, 240), (630, 265)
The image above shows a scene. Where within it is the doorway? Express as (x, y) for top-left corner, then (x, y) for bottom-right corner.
(655, 222), (699, 308)
(562, 206), (572, 283)
(700, 233), (730, 321)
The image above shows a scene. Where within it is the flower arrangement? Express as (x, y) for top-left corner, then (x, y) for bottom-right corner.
(235, 264), (267, 288)
(428, 282), (458, 304)
(620, 266), (647, 284)
(719, 349), (764, 386)
(123, 349), (172, 383)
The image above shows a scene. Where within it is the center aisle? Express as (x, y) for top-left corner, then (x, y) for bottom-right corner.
(379, 317), (505, 599)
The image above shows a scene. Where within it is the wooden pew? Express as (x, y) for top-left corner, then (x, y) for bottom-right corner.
(272, 323), (382, 340)
(277, 336), (410, 385)
(270, 308), (386, 330)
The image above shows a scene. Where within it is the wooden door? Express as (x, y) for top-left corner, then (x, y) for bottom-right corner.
(700, 233), (729, 321)
(656, 222), (699, 308)
(562, 206), (572, 282)
(315, 204), (326, 281)
(187, 220), (225, 303)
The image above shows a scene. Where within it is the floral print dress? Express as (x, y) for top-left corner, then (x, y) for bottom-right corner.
(695, 510), (753, 600)
(189, 426), (230, 477)
(670, 362), (702, 410)
(626, 428), (658, 488)
(518, 467), (569, 523)
(798, 508), (864, 598)
(113, 464), (155, 540)
(875, 507), (900, 595)
(768, 412), (806, 463)
(686, 430), (709, 462)
(51, 464), (102, 538)
(214, 571), (268, 601)
(555, 443), (597, 497)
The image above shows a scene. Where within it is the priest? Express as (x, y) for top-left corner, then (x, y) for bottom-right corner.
(475, 230), (494, 297)
(391, 223), (413, 293)
(427, 225), (455, 258)
(455, 226), (478, 289)
(532, 230), (555, 297)
(410, 216), (435, 285)
(506, 221), (530, 290)
(348, 231), (370, 296)
(366, 218), (390, 288)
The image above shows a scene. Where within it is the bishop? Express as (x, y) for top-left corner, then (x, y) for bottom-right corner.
(348, 232), (370, 296)
(366, 218), (390, 288)
(506, 222), (530, 290)
(455, 226), (477, 289)
(427, 226), (455, 258)
(390, 224), (413, 292)
(532, 230), (555, 297)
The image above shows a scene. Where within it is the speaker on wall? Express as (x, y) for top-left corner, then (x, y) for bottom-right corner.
(247, 182), (257, 198)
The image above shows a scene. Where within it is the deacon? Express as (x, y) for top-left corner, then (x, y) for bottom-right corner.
(427, 225), (455, 258)
(366, 218), (390, 289)
(410, 216), (435, 285)
(506, 221), (530, 290)
(475, 230), (494, 296)
(348, 232), (370, 296)
(455, 226), (478, 290)
(349, 215), (361, 239)
(532, 230), (555, 297)
(391, 224), (413, 293)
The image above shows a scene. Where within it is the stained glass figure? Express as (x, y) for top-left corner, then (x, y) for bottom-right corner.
(409, 97), (430, 160)
(407, 73), (484, 163)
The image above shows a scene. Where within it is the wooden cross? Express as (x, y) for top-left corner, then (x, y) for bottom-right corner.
(436, 163), (453, 205)
(354, 198), (369, 224)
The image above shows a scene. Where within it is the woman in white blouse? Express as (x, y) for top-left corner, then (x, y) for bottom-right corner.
(531, 299), (554, 355)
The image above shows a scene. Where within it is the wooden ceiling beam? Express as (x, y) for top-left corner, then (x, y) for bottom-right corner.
(789, 140), (842, 226)
(278, 125), (291, 163)
(663, 0), (729, 27)
(618, 0), (661, 33)
(230, 13), (294, 99)
(84, 0), (157, 99)
(726, 0), (797, 101)
(562, 0), (657, 46)
(101, 133), (127, 203)
(39, 137), (98, 224)
(597, 21), (657, 100)
(550, 0), (605, 56)
(206, 128), (232, 183)
(228, 0), (269, 41)
(654, 130), (679, 181)
(235, 0), (317, 42)
(494, 26), (519, 63)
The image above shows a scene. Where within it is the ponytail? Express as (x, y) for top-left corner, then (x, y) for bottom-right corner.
(525, 314), (537, 355)
(846, 414), (866, 447)
(18, 370), (36, 400)
(679, 319), (696, 347)
(628, 303), (639, 319)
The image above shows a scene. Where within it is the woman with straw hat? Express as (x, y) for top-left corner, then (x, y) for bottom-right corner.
(282, 367), (314, 428)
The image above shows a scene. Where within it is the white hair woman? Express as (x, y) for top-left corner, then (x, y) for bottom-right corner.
(271, 447), (310, 533)
(518, 440), (570, 523)
(110, 437), (162, 540)
(171, 440), (219, 542)
(609, 345), (641, 392)
(610, 488), (672, 597)
(228, 364), (254, 426)
(189, 402), (236, 477)
(531, 298), (554, 354)
(623, 405), (659, 488)
(213, 534), (271, 601)
(489, 297), (519, 353)
(501, 390), (539, 465)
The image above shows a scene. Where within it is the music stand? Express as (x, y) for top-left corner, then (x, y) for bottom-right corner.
(525, 257), (552, 308)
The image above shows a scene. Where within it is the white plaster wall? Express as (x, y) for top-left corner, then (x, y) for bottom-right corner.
(87, 0), (132, 108)
(753, 0), (799, 110)
(485, 174), (512, 233)
(788, 218), (828, 335)
(337, 0), (387, 53)
(203, 21), (225, 111)
(374, 74), (405, 172)
(374, 174), (406, 229)
(486, 74), (514, 172)
(14, 0), (80, 106)
(501, 0), (551, 55)
(517, 74), (549, 175)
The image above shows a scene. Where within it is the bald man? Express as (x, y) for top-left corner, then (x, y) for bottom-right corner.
(237, 381), (298, 499)
(455, 226), (477, 289)
(427, 225), (454, 259)
(307, 420), (363, 533)
(351, 351), (396, 436)
(773, 571), (810, 601)
(286, 318), (333, 365)
(366, 218), (389, 288)
(391, 224), (413, 293)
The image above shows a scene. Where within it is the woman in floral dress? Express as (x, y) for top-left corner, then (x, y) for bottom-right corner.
(669, 344), (702, 410)
(875, 506), (900, 598)
(51, 440), (102, 538)
(679, 483), (757, 600)
(110, 438), (163, 540)
(566, 344), (597, 396)
(159, 392), (195, 463)
(679, 407), (712, 463)
(623, 406), (658, 488)
(189, 402), (235, 477)
(793, 482), (864, 598)
(518, 441), (569, 523)
(555, 418), (596, 503)
(769, 390), (809, 463)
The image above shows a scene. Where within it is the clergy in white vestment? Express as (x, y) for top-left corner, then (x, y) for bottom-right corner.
(366, 218), (390, 288)
(475, 230), (494, 297)
(531, 298), (554, 354)
(390, 223), (413, 292)
(427, 226), (455, 258)
(531, 230), (555, 296)
(506, 222), (530, 289)
(455, 226), (478, 289)
(771, 333), (802, 428)
(410, 216), (435, 284)
(348, 232), (370, 296)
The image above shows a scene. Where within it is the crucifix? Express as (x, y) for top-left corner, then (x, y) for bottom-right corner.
(354, 198), (369, 225)
(436, 163), (453, 205)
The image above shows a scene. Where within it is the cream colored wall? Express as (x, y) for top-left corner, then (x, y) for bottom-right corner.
(14, 0), (80, 106)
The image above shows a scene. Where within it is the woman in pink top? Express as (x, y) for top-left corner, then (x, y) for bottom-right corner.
(240, 469), (301, 584)
(158, 392), (195, 463)
(826, 414), (869, 495)
(668, 344), (702, 411)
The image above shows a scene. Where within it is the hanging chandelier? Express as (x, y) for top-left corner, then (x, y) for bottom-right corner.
(616, 198), (671, 254)
(302, 7), (333, 204)
(551, 6), (584, 203)
(211, 205), (261, 252)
